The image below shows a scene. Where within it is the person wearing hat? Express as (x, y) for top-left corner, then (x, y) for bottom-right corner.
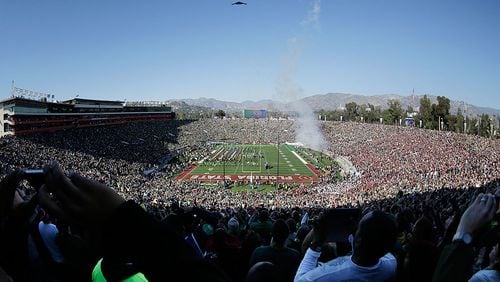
(92, 257), (148, 282)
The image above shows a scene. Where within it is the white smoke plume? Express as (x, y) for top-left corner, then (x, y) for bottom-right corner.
(274, 0), (328, 151)
(301, 0), (321, 30)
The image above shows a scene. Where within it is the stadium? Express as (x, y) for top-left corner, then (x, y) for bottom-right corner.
(0, 89), (499, 281)
(1, 1), (500, 280)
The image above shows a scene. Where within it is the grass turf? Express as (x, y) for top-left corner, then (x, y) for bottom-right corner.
(189, 144), (315, 177)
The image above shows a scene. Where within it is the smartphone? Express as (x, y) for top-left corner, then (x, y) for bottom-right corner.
(23, 168), (45, 189)
(323, 208), (361, 243)
(23, 168), (44, 175)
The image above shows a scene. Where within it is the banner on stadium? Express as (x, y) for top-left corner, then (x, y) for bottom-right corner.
(244, 109), (267, 119)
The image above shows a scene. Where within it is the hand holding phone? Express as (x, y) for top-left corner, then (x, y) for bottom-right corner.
(0, 170), (24, 218)
(22, 168), (45, 190)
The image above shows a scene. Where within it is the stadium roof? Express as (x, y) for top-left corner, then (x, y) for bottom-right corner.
(0, 96), (55, 106)
(0, 96), (125, 106)
(62, 98), (124, 106)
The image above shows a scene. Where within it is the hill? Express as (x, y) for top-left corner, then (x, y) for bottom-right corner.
(170, 93), (499, 117)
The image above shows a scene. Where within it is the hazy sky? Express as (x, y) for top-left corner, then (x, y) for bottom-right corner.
(1, 0), (499, 108)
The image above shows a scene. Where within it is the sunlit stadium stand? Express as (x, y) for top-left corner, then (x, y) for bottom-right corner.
(0, 97), (175, 136)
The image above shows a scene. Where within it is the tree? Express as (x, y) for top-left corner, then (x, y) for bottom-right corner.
(176, 111), (186, 120)
(448, 114), (458, 132)
(448, 108), (464, 133)
(383, 99), (403, 124)
(317, 109), (326, 121)
(361, 103), (379, 123)
(469, 117), (479, 135)
(436, 96), (451, 116)
(479, 114), (491, 137)
(419, 95), (433, 129)
(329, 110), (342, 121)
(345, 102), (359, 121)
(431, 104), (440, 129)
(406, 105), (414, 115)
(436, 96), (451, 128)
(214, 109), (226, 119)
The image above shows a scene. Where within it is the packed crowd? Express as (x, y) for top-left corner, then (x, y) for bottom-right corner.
(0, 119), (499, 210)
(321, 122), (500, 207)
(0, 118), (499, 281)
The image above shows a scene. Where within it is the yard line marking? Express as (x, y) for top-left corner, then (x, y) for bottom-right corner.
(291, 150), (307, 164)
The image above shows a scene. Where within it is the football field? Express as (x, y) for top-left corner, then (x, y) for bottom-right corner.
(176, 144), (320, 183)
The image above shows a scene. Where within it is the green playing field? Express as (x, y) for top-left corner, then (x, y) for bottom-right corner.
(190, 144), (315, 176)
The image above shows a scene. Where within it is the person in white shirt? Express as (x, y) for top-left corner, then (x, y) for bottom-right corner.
(38, 215), (65, 264)
(295, 211), (398, 282)
(469, 243), (500, 282)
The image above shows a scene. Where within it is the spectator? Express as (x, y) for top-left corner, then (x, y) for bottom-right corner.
(0, 117), (499, 281)
(249, 219), (301, 281)
(295, 211), (398, 281)
(38, 162), (231, 281)
(245, 261), (277, 282)
(404, 216), (439, 282)
(249, 209), (273, 244)
(433, 193), (498, 282)
(469, 243), (500, 282)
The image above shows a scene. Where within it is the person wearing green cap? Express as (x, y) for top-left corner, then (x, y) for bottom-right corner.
(92, 258), (148, 282)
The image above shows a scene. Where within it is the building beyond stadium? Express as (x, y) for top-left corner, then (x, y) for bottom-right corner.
(0, 97), (175, 137)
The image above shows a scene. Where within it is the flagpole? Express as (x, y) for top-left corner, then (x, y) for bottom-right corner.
(10, 80), (15, 97)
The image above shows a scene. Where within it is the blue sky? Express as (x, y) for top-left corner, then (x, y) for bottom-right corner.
(1, 0), (499, 109)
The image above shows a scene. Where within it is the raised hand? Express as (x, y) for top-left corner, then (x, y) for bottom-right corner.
(38, 161), (125, 226)
(301, 213), (327, 253)
(0, 170), (24, 220)
(456, 193), (497, 235)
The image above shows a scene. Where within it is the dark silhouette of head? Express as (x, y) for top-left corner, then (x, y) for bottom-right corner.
(245, 262), (276, 282)
(286, 218), (297, 234)
(258, 209), (269, 222)
(353, 211), (398, 265)
(295, 225), (311, 242)
(243, 230), (262, 253)
(413, 216), (433, 242)
(272, 219), (290, 246)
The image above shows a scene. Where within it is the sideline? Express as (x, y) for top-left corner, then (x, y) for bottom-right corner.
(291, 150), (307, 165)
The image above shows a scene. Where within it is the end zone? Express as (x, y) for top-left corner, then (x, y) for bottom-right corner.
(180, 173), (318, 183)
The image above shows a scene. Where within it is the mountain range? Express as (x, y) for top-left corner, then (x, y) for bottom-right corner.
(169, 93), (500, 117)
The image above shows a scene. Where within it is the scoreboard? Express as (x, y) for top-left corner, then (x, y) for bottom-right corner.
(243, 109), (267, 119)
